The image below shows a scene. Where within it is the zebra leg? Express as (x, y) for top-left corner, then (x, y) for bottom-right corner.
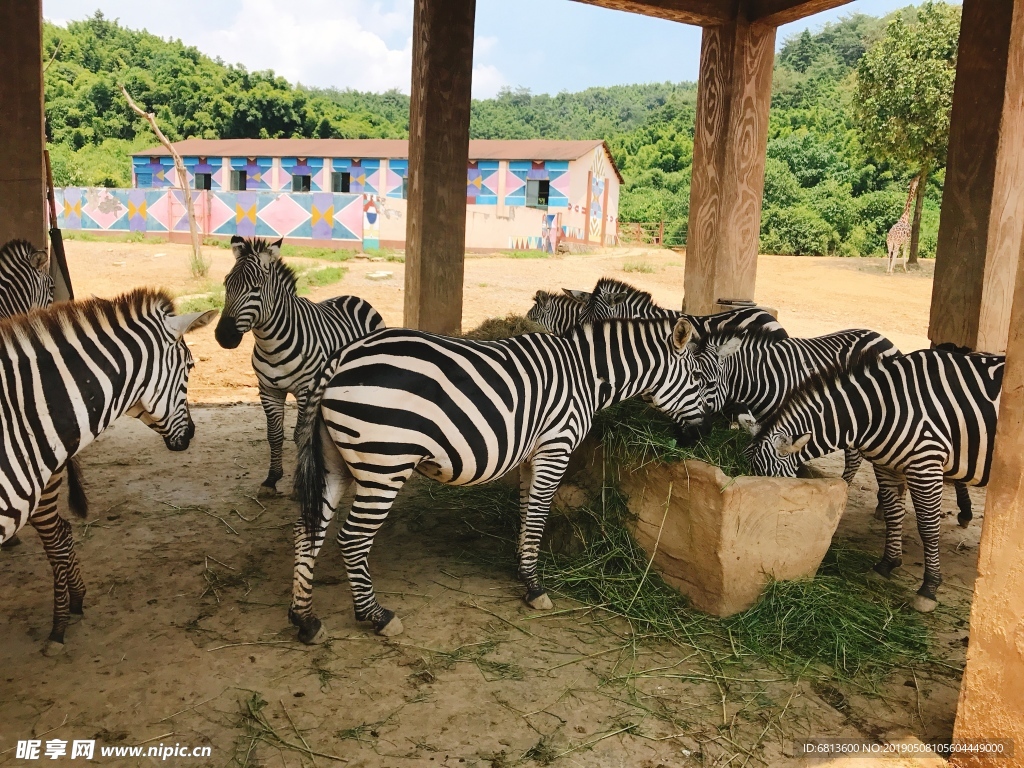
(29, 473), (83, 656)
(906, 467), (945, 612)
(955, 481), (973, 528)
(289, 440), (353, 645)
(337, 473), (412, 636)
(258, 383), (288, 497)
(518, 451), (572, 611)
(842, 449), (861, 484)
(871, 465), (907, 579)
(516, 463), (534, 568)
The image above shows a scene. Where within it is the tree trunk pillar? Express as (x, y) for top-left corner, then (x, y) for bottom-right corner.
(928, 0), (1024, 354)
(683, 15), (775, 316)
(0, 0), (46, 251)
(403, 0), (476, 335)
(951, 2), (1024, 762)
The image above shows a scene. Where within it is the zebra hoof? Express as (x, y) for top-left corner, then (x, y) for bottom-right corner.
(957, 512), (972, 529)
(68, 612), (83, 625)
(257, 484), (280, 499)
(43, 640), (65, 657)
(376, 612), (404, 637)
(296, 617), (325, 645)
(873, 506), (885, 521)
(913, 595), (938, 613)
(526, 591), (553, 610)
(1, 534), (22, 549)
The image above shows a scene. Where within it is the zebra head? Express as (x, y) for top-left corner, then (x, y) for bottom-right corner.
(746, 423), (812, 478)
(640, 318), (707, 427)
(691, 334), (745, 417)
(0, 239), (54, 316)
(579, 278), (664, 324)
(129, 307), (218, 451)
(215, 236), (283, 348)
(527, 289), (586, 334)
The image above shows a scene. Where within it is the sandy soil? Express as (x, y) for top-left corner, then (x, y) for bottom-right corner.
(0, 240), (976, 767)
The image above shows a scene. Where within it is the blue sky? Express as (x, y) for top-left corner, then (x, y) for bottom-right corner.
(44, 0), (928, 98)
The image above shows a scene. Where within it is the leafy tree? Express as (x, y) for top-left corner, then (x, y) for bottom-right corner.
(854, 2), (960, 264)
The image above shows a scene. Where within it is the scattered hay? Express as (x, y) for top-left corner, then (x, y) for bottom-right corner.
(595, 399), (752, 477)
(460, 313), (548, 341)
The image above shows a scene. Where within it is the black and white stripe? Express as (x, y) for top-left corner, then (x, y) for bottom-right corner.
(214, 236), (385, 495)
(288, 317), (704, 642)
(0, 239), (53, 317)
(746, 348), (1003, 611)
(527, 277), (787, 341)
(0, 290), (215, 653)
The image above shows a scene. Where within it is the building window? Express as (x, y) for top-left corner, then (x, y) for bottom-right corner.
(526, 179), (549, 209)
(292, 175), (312, 193)
(402, 176), (409, 199)
(231, 170), (247, 191)
(332, 172), (351, 193)
(136, 172), (153, 188)
(194, 173), (212, 190)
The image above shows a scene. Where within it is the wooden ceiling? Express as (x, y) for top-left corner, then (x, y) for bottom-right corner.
(569, 0), (856, 26)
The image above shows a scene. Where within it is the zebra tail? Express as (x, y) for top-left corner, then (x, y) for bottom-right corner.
(66, 456), (89, 518)
(294, 359), (337, 536)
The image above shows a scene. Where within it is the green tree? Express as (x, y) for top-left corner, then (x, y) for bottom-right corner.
(854, 2), (960, 265)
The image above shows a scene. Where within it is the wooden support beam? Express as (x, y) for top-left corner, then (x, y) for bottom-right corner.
(952, 6), (1024, 758)
(683, 15), (775, 316)
(403, 0), (476, 335)
(569, 0), (733, 26)
(928, 0), (1024, 354)
(0, 0), (46, 250)
(745, 0), (855, 26)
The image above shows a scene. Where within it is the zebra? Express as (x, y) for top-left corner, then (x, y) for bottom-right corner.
(0, 240), (59, 551)
(745, 347), (1003, 612)
(214, 236), (385, 496)
(0, 289), (215, 654)
(289, 316), (706, 642)
(0, 239), (53, 317)
(527, 277), (787, 341)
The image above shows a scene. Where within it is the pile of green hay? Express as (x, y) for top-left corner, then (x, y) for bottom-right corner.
(595, 399), (752, 477)
(460, 313), (547, 341)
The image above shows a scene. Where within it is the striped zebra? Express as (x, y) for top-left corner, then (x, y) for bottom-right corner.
(214, 236), (385, 496)
(745, 348), (1003, 612)
(527, 277), (787, 341)
(0, 239), (53, 317)
(696, 326), (899, 481)
(0, 240), (59, 550)
(0, 290), (215, 654)
(289, 316), (705, 642)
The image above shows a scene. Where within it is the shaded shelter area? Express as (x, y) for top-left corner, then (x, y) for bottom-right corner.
(2, 0), (1023, 760)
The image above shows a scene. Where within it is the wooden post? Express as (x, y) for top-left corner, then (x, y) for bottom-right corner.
(403, 0), (476, 335)
(951, 3), (1024, 762)
(683, 14), (775, 316)
(0, 0), (46, 250)
(928, 0), (1024, 354)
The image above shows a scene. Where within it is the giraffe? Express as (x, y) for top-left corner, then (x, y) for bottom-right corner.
(886, 176), (920, 274)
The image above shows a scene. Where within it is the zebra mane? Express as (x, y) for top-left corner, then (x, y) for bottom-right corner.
(693, 323), (786, 354)
(0, 239), (41, 266)
(753, 346), (888, 439)
(0, 288), (175, 340)
(232, 237), (300, 294)
(593, 277), (657, 305)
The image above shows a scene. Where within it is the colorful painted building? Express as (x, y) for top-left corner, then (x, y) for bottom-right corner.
(107, 139), (622, 252)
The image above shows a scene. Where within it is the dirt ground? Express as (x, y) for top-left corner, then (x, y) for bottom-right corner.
(0, 240), (978, 767)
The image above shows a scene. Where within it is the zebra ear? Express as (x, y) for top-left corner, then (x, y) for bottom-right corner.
(671, 318), (694, 353)
(167, 309), (219, 339)
(737, 413), (760, 435)
(774, 433), (811, 456)
(258, 240), (283, 269)
(562, 289), (591, 304)
(717, 337), (743, 359)
(533, 291), (549, 307)
(230, 235), (246, 259)
(605, 292), (629, 307)
(29, 249), (49, 271)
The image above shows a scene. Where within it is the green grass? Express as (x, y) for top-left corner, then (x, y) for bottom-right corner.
(497, 249), (549, 259)
(177, 285), (224, 313)
(623, 259), (657, 273)
(363, 246), (404, 262)
(281, 243), (356, 262)
(292, 265), (347, 295)
(595, 399), (752, 477)
(63, 230), (146, 243)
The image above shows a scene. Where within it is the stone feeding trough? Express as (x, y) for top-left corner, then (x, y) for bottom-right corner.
(618, 459), (847, 617)
(563, 406), (849, 618)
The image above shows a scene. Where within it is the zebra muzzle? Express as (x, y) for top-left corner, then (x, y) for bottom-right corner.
(214, 316), (244, 349)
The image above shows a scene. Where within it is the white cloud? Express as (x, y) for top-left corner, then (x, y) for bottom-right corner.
(196, 0), (415, 92)
(472, 64), (508, 99)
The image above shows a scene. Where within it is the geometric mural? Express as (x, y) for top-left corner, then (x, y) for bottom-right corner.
(467, 160), (499, 205)
(385, 159), (407, 198)
(503, 160), (569, 208)
(280, 157), (325, 192)
(56, 188), (363, 245)
(589, 175), (606, 241)
(230, 157), (273, 190)
(333, 158), (380, 195)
